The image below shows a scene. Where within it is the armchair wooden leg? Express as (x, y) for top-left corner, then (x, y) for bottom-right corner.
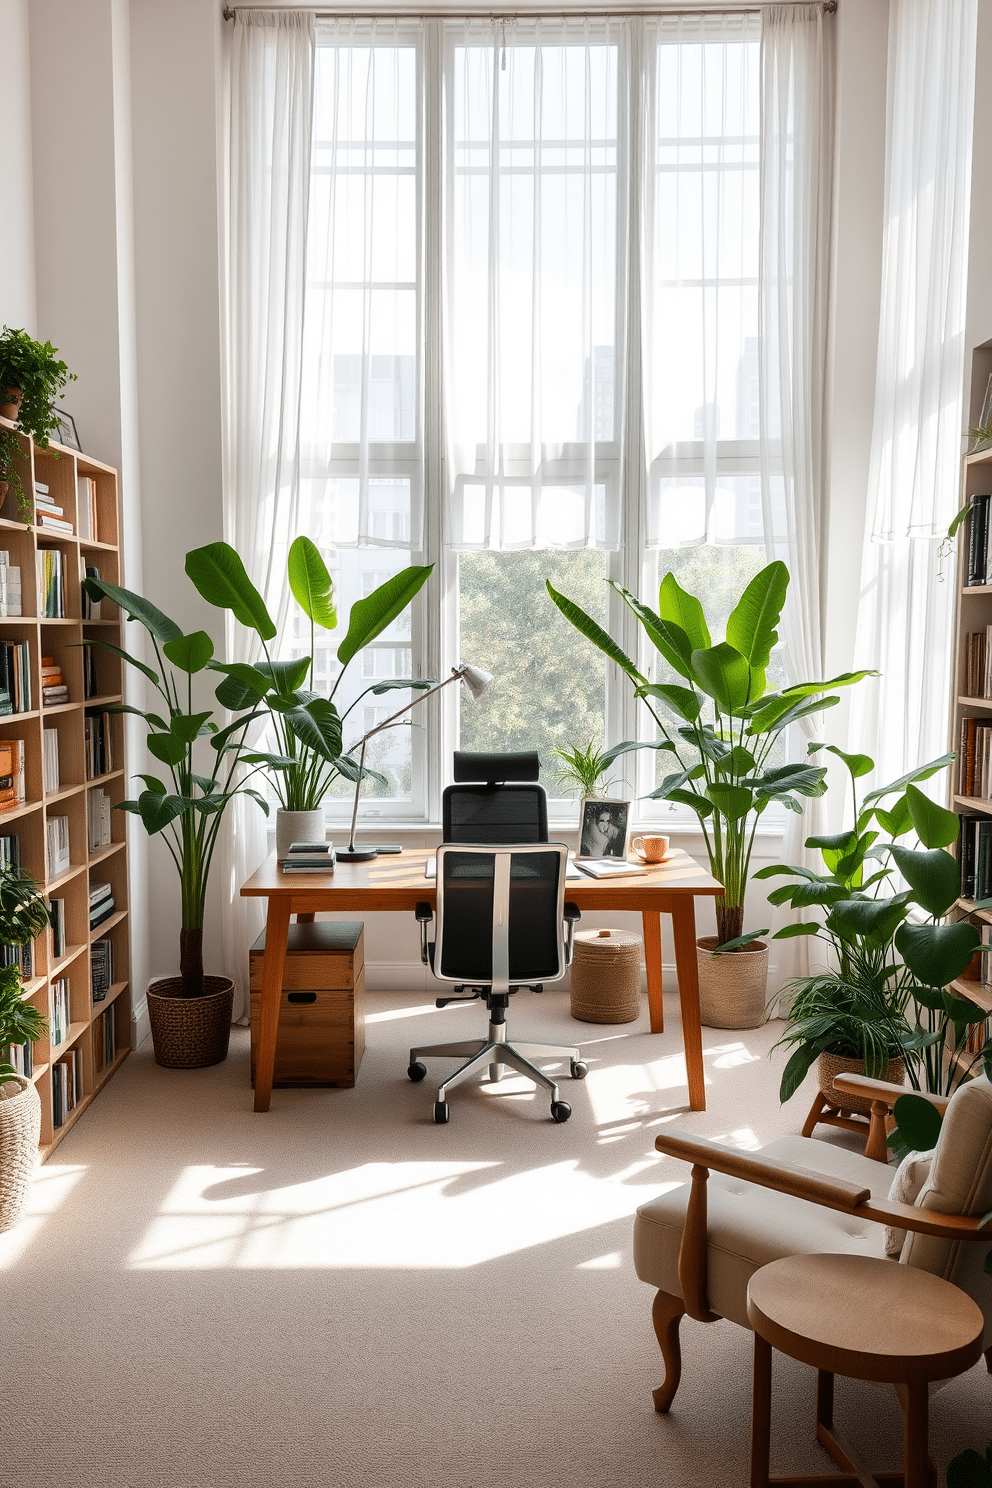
(985, 1344), (992, 1375)
(651, 1290), (687, 1414)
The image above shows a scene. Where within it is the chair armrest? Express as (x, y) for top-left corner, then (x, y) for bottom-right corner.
(857, 1197), (992, 1241)
(831, 1072), (950, 1116)
(415, 901), (433, 966)
(654, 1130), (871, 1210)
(563, 902), (580, 964)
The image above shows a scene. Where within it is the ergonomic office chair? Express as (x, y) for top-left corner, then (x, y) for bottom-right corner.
(408, 843), (587, 1123)
(442, 750), (548, 844)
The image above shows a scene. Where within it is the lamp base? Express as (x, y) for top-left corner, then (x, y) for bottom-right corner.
(336, 844), (404, 862)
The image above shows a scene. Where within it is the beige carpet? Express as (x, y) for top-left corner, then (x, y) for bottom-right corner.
(1, 985), (987, 1487)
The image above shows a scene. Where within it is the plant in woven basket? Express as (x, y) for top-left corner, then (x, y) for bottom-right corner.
(0, 869), (50, 1075)
(548, 561), (873, 948)
(762, 747), (991, 1101)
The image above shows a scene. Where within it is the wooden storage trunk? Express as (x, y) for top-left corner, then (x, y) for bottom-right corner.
(249, 921), (365, 1087)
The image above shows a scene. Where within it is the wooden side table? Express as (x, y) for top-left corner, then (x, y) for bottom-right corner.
(746, 1253), (984, 1488)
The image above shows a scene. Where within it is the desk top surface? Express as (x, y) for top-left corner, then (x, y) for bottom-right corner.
(241, 846), (722, 901)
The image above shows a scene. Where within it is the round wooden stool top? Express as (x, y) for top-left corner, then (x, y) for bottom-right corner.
(747, 1254), (984, 1386)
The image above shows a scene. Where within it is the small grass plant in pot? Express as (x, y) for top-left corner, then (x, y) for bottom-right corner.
(183, 537), (434, 858)
(763, 748), (991, 1111)
(0, 868), (50, 1231)
(547, 560), (872, 1027)
(0, 326), (76, 521)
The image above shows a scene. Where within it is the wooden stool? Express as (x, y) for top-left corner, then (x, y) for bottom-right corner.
(746, 1253), (984, 1488)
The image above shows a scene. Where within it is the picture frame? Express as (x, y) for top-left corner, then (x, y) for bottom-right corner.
(577, 797), (631, 859)
(53, 410), (80, 451)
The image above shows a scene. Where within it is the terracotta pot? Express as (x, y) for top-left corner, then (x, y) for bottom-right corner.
(0, 1074), (41, 1232)
(146, 975), (235, 1068)
(817, 1051), (906, 1114)
(0, 389), (22, 422)
(696, 935), (769, 1029)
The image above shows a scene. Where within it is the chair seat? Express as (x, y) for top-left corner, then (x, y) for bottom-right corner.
(633, 1136), (897, 1329)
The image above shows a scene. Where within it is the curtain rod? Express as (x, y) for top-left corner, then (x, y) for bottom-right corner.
(223, 3), (837, 19)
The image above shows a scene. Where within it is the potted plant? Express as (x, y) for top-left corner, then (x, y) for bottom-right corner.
(0, 868), (50, 1232)
(0, 327), (76, 522)
(553, 739), (616, 801)
(188, 536), (434, 858)
(547, 560), (871, 1027)
(763, 748), (991, 1107)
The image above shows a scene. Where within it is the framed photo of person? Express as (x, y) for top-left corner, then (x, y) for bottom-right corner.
(577, 798), (631, 859)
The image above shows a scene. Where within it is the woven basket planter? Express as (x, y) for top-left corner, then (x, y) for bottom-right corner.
(818, 1052), (906, 1115)
(0, 1074), (41, 1233)
(696, 936), (769, 1029)
(570, 927), (642, 1024)
(147, 976), (235, 1069)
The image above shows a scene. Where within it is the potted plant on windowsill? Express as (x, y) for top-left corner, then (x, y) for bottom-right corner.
(764, 748), (991, 1110)
(0, 326), (76, 521)
(547, 561), (873, 1027)
(0, 868), (50, 1232)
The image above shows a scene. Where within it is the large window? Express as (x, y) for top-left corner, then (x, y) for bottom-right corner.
(296, 15), (766, 820)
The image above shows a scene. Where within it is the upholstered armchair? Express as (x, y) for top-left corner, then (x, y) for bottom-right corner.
(633, 1071), (992, 1412)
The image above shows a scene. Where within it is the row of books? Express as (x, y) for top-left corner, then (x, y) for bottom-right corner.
(0, 551), (21, 618)
(82, 642), (98, 698)
(42, 655), (68, 708)
(84, 709), (113, 779)
(0, 740), (25, 816)
(91, 938), (114, 1003)
(50, 977), (70, 1048)
(46, 814), (69, 879)
(0, 833), (20, 871)
(966, 493), (992, 586)
(37, 547), (66, 618)
(42, 727), (59, 794)
(958, 717), (992, 798)
(97, 1006), (116, 1071)
(90, 882), (115, 931)
(963, 628), (992, 699)
(88, 787), (112, 851)
(0, 640), (32, 714)
(34, 481), (73, 537)
(82, 566), (102, 620)
(77, 476), (99, 543)
(52, 1049), (82, 1129)
(0, 942), (31, 978)
(4, 1041), (32, 1078)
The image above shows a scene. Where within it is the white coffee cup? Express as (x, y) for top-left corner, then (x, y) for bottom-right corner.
(631, 833), (670, 864)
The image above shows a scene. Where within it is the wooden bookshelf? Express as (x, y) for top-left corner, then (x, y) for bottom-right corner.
(0, 413), (130, 1160)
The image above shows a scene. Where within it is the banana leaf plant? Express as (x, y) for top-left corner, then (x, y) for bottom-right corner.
(83, 543), (433, 998)
(761, 750), (992, 1100)
(184, 538), (434, 808)
(547, 560), (872, 947)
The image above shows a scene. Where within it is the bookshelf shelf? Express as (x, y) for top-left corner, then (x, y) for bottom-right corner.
(0, 418), (131, 1158)
(948, 978), (992, 1014)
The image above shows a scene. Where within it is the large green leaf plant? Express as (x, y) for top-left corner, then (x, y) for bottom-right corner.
(547, 561), (872, 946)
(84, 540), (433, 998)
(762, 749), (992, 1101)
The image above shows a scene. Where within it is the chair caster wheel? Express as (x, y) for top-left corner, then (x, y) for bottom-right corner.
(408, 1061), (427, 1082)
(550, 1100), (571, 1123)
(433, 1101), (450, 1124)
(570, 1060), (588, 1080)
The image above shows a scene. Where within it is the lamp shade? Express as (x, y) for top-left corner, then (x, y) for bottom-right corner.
(458, 663), (494, 701)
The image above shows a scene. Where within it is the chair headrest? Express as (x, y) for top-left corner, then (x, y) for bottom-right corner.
(452, 750), (540, 783)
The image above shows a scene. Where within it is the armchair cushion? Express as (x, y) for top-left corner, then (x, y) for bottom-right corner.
(633, 1134), (895, 1330)
(901, 1074), (992, 1284)
(884, 1149), (934, 1257)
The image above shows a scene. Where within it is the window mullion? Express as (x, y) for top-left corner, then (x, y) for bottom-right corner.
(423, 19), (446, 824)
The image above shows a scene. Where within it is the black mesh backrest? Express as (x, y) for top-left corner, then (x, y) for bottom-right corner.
(435, 847), (565, 984)
(443, 783), (548, 844)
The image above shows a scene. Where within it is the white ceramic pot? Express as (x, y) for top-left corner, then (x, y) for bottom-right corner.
(275, 808), (326, 860)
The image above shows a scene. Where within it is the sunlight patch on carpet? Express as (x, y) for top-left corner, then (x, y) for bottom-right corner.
(126, 1157), (645, 1270)
(0, 1164), (88, 1268)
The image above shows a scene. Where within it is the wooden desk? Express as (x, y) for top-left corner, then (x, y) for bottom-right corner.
(241, 847), (722, 1115)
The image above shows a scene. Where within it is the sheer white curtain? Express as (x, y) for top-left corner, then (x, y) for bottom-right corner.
(851, 0), (977, 789)
(640, 14), (762, 550)
(758, 4), (835, 987)
(221, 10), (315, 1014)
(443, 18), (627, 551)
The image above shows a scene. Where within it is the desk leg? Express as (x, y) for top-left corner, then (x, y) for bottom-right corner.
(642, 911), (664, 1033)
(671, 897), (706, 1112)
(254, 896), (292, 1113)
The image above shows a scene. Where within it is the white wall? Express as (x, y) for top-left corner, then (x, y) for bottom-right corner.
(3, 0), (989, 1002)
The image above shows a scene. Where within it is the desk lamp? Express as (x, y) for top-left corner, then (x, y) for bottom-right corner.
(339, 662), (494, 862)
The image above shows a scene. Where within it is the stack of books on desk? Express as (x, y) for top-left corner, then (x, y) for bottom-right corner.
(279, 842), (336, 873)
(574, 857), (649, 878)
